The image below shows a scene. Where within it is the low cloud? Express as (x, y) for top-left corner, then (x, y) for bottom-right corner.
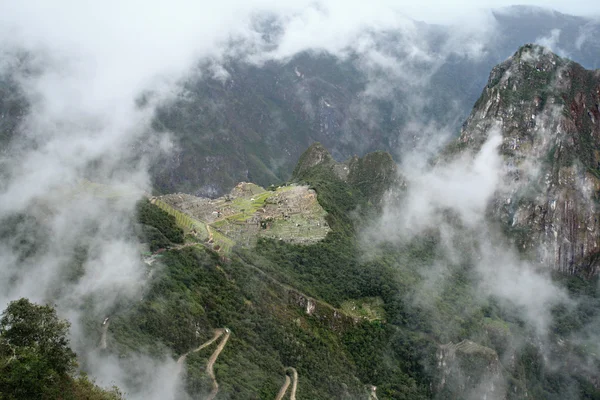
(535, 28), (570, 57)
(1, 1), (599, 398)
(374, 128), (503, 241)
(363, 106), (596, 395)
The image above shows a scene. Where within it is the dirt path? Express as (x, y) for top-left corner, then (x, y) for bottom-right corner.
(177, 328), (230, 400)
(205, 329), (230, 400)
(177, 330), (222, 367)
(274, 375), (291, 400)
(287, 367), (298, 400)
(274, 367), (298, 400)
(170, 242), (203, 252)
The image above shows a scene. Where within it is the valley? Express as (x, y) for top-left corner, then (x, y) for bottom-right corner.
(2, 4), (600, 400)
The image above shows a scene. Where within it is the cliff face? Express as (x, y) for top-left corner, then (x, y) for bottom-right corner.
(457, 44), (600, 276)
(436, 340), (507, 400)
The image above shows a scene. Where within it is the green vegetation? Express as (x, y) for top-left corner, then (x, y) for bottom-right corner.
(155, 183), (330, 254)
(136, 199), (184, 250)
(2, 138), (598, 399)
(109, 246), (372, 398)
(0, 299), (123, 400)
(340, 297), (386, 321)
(347, 150), (398, 206)
(101, 152), (438, 398)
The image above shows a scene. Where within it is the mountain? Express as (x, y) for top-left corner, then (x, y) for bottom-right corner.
(126, 131), (600, 399)
(454, 43), (600, 276)
(116, 106), (600, 399)
(2, 8), (599, 199)
(106, 148), (435, 399)
(148, 6), (600, 197)
(3, 74), (600, 397)
(3, 9), (600, 400)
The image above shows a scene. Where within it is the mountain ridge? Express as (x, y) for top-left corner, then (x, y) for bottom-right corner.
(454, 43), (600, 276)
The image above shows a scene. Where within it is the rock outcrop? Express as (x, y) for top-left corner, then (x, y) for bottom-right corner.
(456, 44), (600, 276)
(293, 142), (400, 206)
(435, 340), (506, 400)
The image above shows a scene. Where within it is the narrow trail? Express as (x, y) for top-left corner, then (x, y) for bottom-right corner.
(177, 328), (230, 400)
(274, 367), (298, 400)
(205, 329), (230, 400)
(172, 242), (202, 251)
(177, 330), (222, 367)
(274, 375), (291, 400)
(288, 367), (298, 400)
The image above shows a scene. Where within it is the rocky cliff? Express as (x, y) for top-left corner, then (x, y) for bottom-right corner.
(436, 340), (506, 400)
(456, 44), (600, 277)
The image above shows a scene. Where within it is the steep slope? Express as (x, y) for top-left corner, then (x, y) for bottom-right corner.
(148, 8), (600, 197)
(135, 141), (600, 399)
(293, 142), (400, 207)
(455, 44), (600, 276)
(104, 148), (434, 399)
(3, 136), (600, 399)
(149, 54), (390, 197)
(2, 8), (599, 198)
(152, 181), (330, 252)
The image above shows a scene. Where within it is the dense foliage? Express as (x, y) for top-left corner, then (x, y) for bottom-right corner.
(136, 199), (184, 250)
(105, 146), (600, 399)
(4, 146), (600, 399)
(0, 299), (122, 400)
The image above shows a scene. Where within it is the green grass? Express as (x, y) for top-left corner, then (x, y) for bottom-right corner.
(155, 183), (331, 253)
(210, 228), (236, 254)
(341, 297), (386, 321)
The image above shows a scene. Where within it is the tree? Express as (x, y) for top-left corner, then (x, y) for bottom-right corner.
(0, 298), (122, 400)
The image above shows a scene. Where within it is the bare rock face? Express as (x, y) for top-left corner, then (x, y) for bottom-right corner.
(435, 340), (506, 400)
(456, 44), (600, 277)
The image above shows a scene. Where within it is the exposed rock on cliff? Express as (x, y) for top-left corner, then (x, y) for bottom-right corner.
(456, 44), (600, 276)
(436, 340), (507, 400)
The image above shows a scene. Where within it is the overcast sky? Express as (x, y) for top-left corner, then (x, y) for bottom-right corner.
(2, 1), (596, 91)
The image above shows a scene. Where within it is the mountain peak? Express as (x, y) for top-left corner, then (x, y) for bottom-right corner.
(293, 143), (399, 206)
(292, 142), (335, 178)
(455, 46), (600, 276)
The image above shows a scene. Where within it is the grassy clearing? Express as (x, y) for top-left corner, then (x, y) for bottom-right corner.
(341, 297), (386, 321)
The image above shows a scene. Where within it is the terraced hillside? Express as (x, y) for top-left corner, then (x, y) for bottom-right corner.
(151, 182), (330, 253)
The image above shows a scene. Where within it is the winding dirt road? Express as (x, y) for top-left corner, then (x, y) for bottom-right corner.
(177, 330), (222, 367)
(274, 367), (298, 400)
(205, 329), (230, 400)
(274, 375), (291, 400)
(288, 367), (298, 400)
(177, 328), (230, 400)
